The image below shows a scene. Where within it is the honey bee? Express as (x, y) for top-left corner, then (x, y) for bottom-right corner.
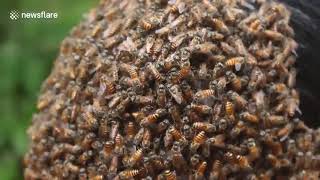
(140, 109), (167, 127)
(91, 23), (102, 37)
(225, 57), (244, 71)
(190, 104), (212, 115)
(125, 122), (135, 142)
(173, 61), (191, 83)
(287, 68), (297, 88)
(194, 89), (215, 101)
(142, 128), (152, 149)
(209, 160), (222, 180)
(255, 41), (273, 59)
(147, 62), (163, 81)
(263, 30), (284, 41)
(277, 123), (293, 141)
(225, 101), (235, 117)
(169, 126), (186, 143)
(114, 133), (124, 155)
(193, 122), (216, 133)
(195, 161), (207, 180)
(157, 119), (170, 134)
(226, 71), (242, 92)
(170, 33), (188, 49)
(170, 14), (187, 28)
(181, 81), (194, 102)
(190, 131), (207, 152)
(211, 18), (230, 34)
(220, 42), (237, 55)
(168, 104), (182, 128)
(128, 148), (143, 167)
(118, 169), (140, 179)
(230, 121), (245, 139)
(168, 84), (185, 104)
(225, 152), (252, 170)
(241, 112), (259, 124)
(212, 62), (225, 79)
(104, 34), (125, 49)
(103, 20), (122, 38)
(155, 25), (171, 36)
(83, 111), (99, 129)
(164, 170), (177, 180)
(246, 138), (261, 162)
(206, 134), (226, 148)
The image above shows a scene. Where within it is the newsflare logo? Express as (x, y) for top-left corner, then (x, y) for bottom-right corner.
(9, 10), (58, 21)
(9, 10), (19, 20)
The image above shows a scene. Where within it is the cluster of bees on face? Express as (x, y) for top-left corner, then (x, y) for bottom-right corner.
(24, 0), (320, 179)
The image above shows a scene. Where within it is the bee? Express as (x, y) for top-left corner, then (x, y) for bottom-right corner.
(209, 160), (223, 180)
(169, 126), (186, 143)
(263, 114), (287, 128)
(91, 23), (102, 37)
(83, 111), (99, 129)
(156, 84), (167, 107)
(118, 169), (140, 179)
(225, 101), (235, 117)
(190, 104), (212, 115)
(168, 104), (182, 128)
(99, 76), (116, 95)
(220, 42), (237, 55)
(103, 20), (122, 38)
(181, 81), (194, 102)
(146, 62), (163, 81)
(172, 61), (191, 83)
(246, 138), (261, 162)
(102, 141), (114, 160)
(126, 122), (135, 141)
(164, 170), (177, 180)
(140, 19), (154, 31)
(277, 123), (293, 141)
(287, 68), (297, 88)
(170, 33), (188, 49)
(194, 89), (215, 101)
(168, 84), (185, 104)
(190, 131), (207, 152)
(206, 134), (226, 148)
(225, 152), (252, 170)
(145, 35), (156, 54)
(255, 41), (273, 59)
(140, 109), (166, 127)
(212, 62), (225, 79)
(263, 30), (284, 41)
(194, 42), (218, 54)
(142, 128), (152, 149)
(110, 121), (119, 141)
(151, 38), (164, 55)
(104, 34), (125, 49)
(230, 121), (245, 139)
(217, 118), (228, 132)
(211, 18), (230, 34)
(155, 26), (171, 36)
(193, 122), (216, 133)
(260, 131), (284, 156)
(228, 91), (247, 109)
(114, 133), (124, 155)
(226, 71), (242, 92)
(128, 148), (143, 167)
(170, 14), (187, 28)
(157, 119), (170, 134)
(241, 112), (259, 124)
(225, 57), (244, 71)
(195, 161), (207, 180)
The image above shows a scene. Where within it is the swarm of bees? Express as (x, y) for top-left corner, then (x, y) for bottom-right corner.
(24, 0), (320, 179)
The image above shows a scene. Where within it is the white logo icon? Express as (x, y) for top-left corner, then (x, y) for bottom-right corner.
(10, 10), (19, 20)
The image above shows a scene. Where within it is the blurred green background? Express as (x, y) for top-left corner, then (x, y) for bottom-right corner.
(0, 0), (98, 179)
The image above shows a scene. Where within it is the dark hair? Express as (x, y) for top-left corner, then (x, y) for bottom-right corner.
(280, 0), (320, 126)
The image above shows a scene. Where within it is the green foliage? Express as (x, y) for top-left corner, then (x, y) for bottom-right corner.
(0, 0), (98, 179)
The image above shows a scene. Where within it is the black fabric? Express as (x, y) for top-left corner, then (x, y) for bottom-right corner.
(279, 0), (320, 127)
